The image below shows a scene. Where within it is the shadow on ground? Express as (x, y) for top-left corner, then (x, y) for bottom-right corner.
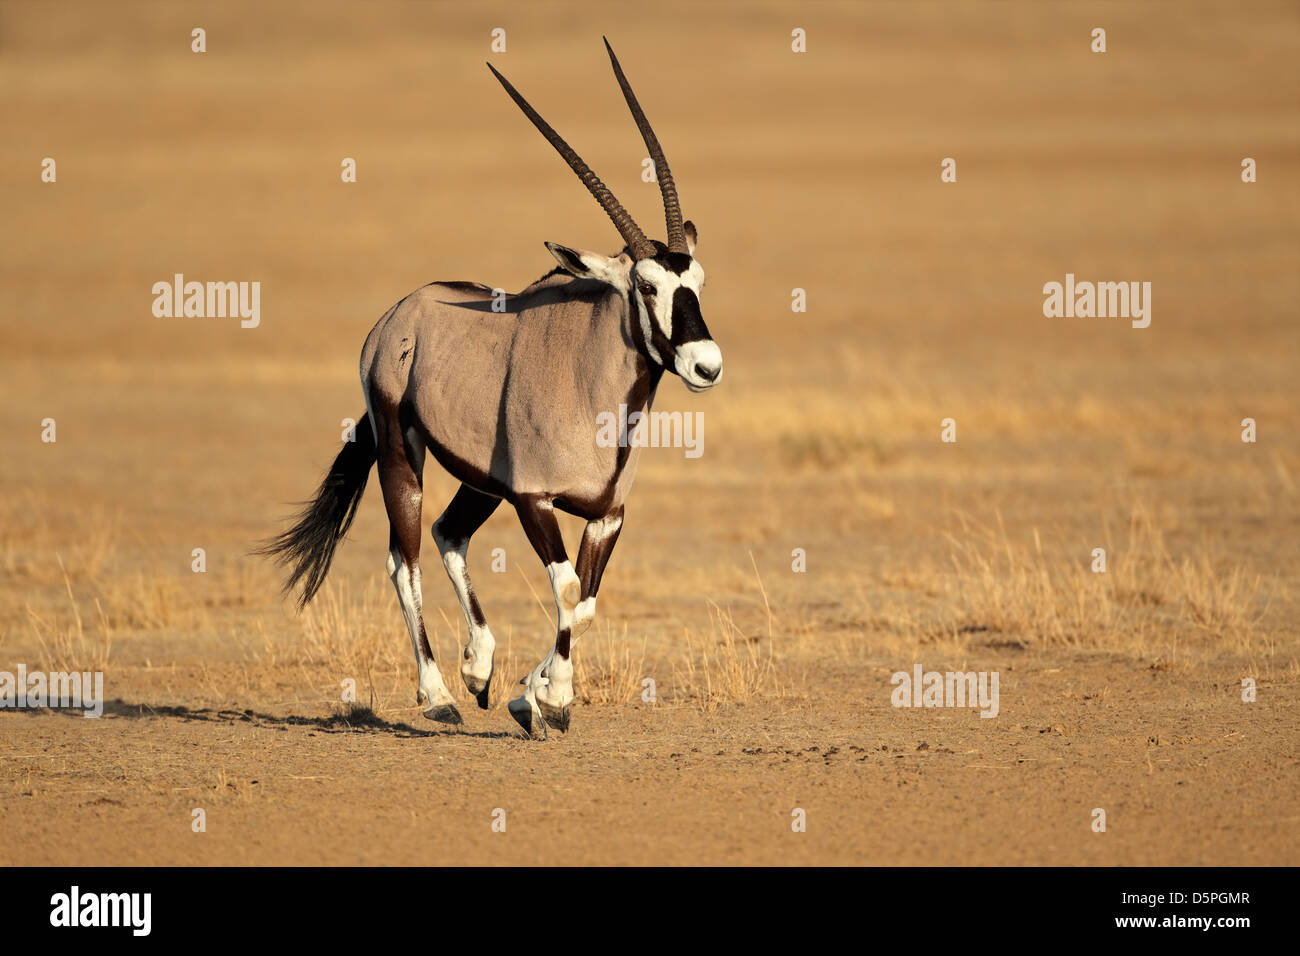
(16, 699), (516, 740)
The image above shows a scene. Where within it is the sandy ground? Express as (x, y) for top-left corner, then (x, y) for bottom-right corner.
(1, 1), (1297, 865)
(4, 658), (1298, 866)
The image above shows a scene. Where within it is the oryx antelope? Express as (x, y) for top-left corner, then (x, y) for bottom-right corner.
(261, 40), (722, 738)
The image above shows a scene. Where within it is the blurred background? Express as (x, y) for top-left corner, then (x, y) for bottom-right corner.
(0, 0), (1296, 657)
(1, 0), (1297, 867)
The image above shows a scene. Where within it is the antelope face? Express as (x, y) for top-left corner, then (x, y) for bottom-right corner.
(630, 226), (722, 393)
(501, 39), (721, 391)
(546, 222), (724, 393)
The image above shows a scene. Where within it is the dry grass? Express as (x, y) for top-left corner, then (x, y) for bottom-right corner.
(271, 562), (796, 714)
(0, 505), (121, 588)
(210, 768), (258, 803)
(25, 556), (113, 674)
(671, 602), (781, 711)
(293, 574), (404, 677)
(1, 0), (1298, 868)
(934, 503), (1280, 656)
(2, 471), (1291, 719)
(575, 620), (650, 706)
(0, 0), (1295, 732)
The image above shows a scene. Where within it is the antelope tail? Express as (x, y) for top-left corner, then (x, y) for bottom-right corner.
(257, 412), (377, 609)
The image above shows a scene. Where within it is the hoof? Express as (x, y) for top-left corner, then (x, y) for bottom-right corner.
(507, 695), (547, 740)
(423, 702), (463, 726)
(463, 672), (492, 711)
(538, 700), (571, 734)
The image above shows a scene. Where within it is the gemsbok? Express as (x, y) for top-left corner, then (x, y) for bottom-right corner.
(261, 40), (722, 738)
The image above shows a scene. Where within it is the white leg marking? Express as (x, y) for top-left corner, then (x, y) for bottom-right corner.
(573, 596), (597, 639)
(547, 560), (581, 629)
(526, 561), (580, 716)
(439, 542), (495, 685)
(569, 513), (618, 643)
(388, 547), (454, 709)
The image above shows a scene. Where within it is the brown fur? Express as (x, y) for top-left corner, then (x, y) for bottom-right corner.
(360, 270), (656, 520)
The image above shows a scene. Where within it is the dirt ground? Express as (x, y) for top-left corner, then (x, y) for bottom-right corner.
(1, 1), (1297, 866)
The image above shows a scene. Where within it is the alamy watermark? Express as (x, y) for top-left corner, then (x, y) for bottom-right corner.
(49, 886), (150, 936)
(891, 663), (999, 718)
(595, 403), (703, 458)
(152, 274), (260, 328)
(1043, 273), (1151, 328)
(0, 664), (104, 717)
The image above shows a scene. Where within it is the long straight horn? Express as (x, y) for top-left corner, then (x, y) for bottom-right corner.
(487, 62), (655, 260)
(603, 38), (688, 255)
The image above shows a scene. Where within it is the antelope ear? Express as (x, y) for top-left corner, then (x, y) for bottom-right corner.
(683, 220), (698, 256)
(545, 242), (630, 288)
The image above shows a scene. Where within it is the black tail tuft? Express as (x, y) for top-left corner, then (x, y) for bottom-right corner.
(256, 413), (378, 609)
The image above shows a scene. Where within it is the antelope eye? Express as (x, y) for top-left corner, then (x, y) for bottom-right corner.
(637, 283), (655, 297)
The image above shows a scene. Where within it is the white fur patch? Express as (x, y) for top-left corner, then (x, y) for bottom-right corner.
(387, 548), (453, 706)
(589, 512), (622, 542)
(634, 259), (706, 343)
(573, 596), (597, 637)
(438, 544), (495, 682)
(633, 259), (720, 387)
(545, 242), (631, 292)
(546, 561), (581, 619)
(676, 339), (724, 391)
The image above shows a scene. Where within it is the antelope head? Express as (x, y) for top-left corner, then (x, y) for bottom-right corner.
(489, 39), (723, 392)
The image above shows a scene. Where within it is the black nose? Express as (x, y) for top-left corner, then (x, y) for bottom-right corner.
(694, 362), (720, 382)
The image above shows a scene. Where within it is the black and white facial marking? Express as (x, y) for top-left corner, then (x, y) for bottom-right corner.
(629, 226), (722, 392)
(545, 221), (723, 393)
